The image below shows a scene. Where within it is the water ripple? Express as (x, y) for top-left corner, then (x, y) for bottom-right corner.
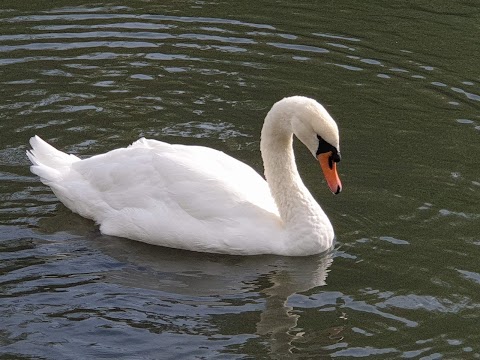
(3, 13), (276, 30)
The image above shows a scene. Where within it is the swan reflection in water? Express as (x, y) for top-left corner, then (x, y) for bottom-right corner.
(100, 239), (336, 357)
(37, 212), (343, 357)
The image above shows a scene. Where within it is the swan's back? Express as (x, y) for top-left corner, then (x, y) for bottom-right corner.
(28, 136), (284, 254)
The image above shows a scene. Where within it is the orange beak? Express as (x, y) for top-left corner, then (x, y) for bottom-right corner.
(318, 152), (342, 194)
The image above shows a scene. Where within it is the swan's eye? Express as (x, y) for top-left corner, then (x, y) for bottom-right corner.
(316, 135), (339, 157)
(317, 135), (340, 169)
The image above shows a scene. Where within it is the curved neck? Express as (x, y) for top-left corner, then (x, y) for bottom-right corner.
(260, 109), (324, 227)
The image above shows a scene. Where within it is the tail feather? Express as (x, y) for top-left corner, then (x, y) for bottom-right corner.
(27, 135), (79, 183)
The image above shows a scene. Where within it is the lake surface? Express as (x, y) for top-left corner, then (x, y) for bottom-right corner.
(1, 0), (479, 358)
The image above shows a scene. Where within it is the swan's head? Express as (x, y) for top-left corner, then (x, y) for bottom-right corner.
(280, 96), (343, 194)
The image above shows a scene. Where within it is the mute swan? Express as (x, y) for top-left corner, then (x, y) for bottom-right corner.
(27, 96), (342, 256)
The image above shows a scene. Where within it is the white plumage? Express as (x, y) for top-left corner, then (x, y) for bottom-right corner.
(27, 96), (342, 256)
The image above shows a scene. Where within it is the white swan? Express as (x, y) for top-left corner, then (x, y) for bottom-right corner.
(27, 96), (342, 256)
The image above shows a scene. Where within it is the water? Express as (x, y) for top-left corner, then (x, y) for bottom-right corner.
(1, 0), (479, 358)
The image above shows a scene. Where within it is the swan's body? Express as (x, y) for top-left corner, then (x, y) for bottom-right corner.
(27, 96), (342, 256)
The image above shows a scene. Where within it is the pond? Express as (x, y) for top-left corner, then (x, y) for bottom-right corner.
(1, 0), (479, 358)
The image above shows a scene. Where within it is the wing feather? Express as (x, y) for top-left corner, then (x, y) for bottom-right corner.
(64, 139), (278, 225)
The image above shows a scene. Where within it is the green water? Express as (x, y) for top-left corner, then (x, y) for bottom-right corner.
(1, 1), (479, 358)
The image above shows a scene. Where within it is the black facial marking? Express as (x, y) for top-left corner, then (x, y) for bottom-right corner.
(328, 155), (334, 169)
(316, 135), (341, 169)
(331, 151), (341, 163)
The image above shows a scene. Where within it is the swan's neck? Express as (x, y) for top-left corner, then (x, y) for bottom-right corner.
(260, 109), (328, 230)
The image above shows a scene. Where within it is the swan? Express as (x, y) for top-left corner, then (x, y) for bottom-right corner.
(27, 96), (342, 256)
